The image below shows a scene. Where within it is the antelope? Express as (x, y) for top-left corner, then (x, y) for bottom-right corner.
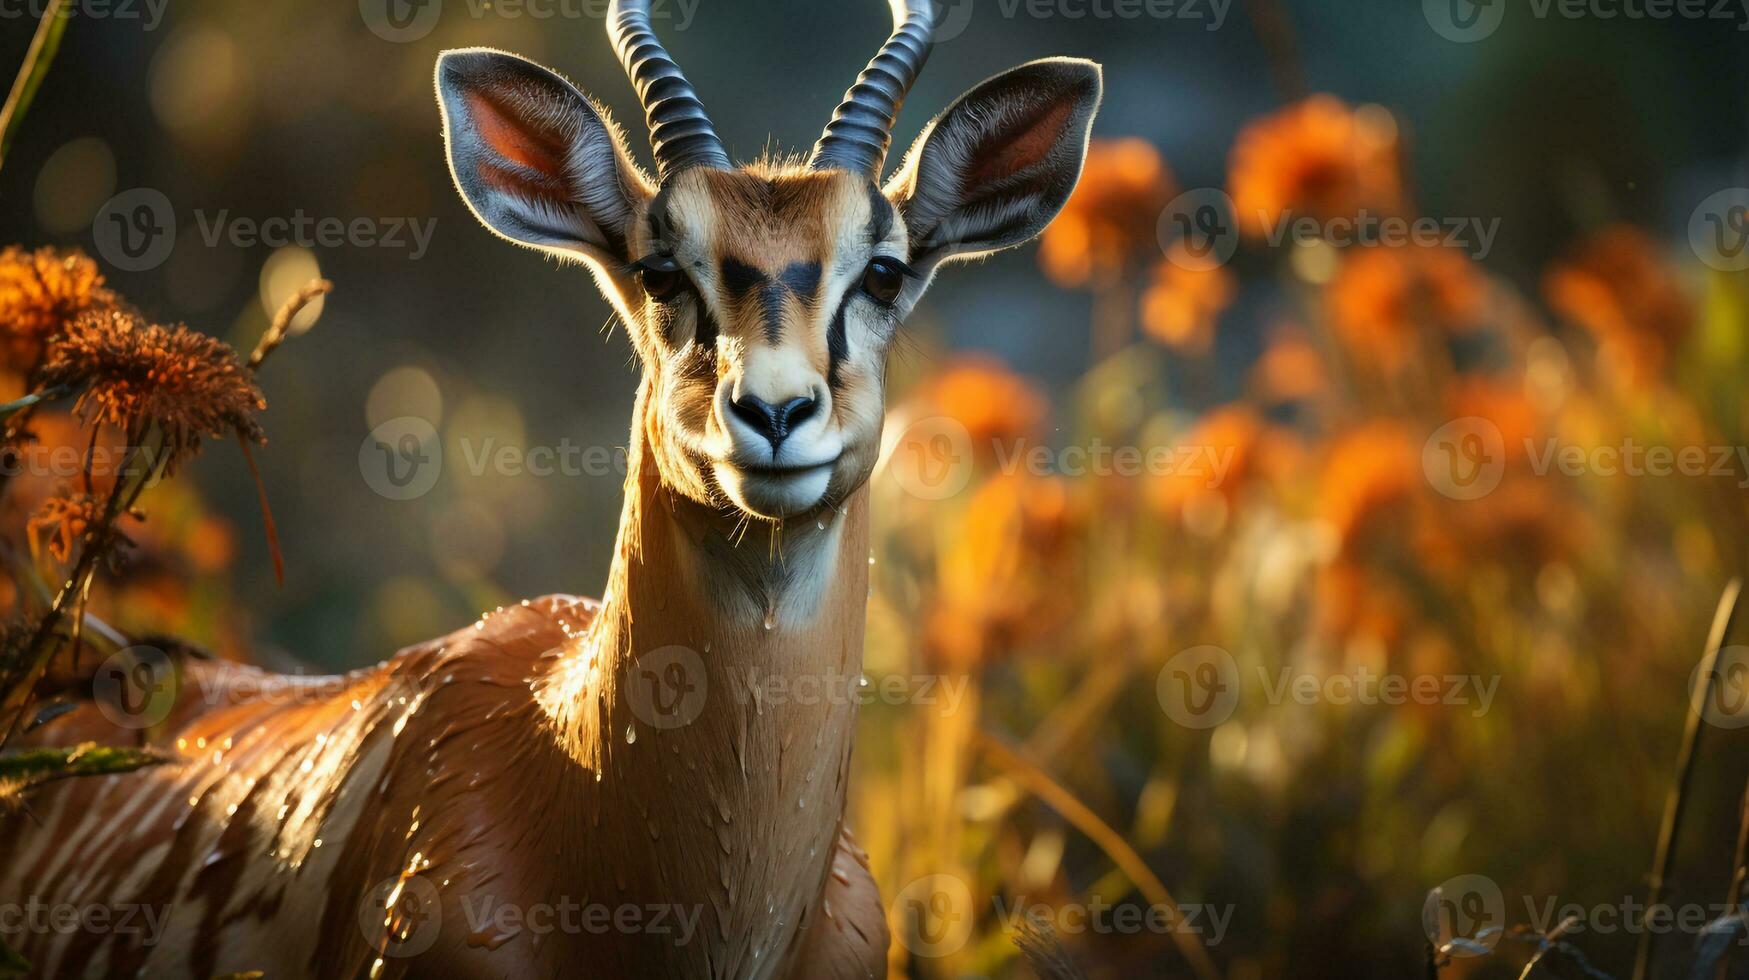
(0, 1), (1100, 976)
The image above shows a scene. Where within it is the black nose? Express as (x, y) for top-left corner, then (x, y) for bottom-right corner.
(729, 394), (818, 450)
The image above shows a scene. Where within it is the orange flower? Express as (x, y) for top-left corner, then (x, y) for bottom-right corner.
(0, 246), (116, 374)
(925, 472), (1081, 670)
(1140, 247), (1235, 354)
(1543, 225), (1692, 386)
(1316, 421), (1419, 549)
(905, 356), (1046, 457)
(1038, 138), (1176, 288)
(1250, 323), (1328, 403)
(1228, 96), (1402, 239)
(37, 308), (265, 469)
(1147, 406), (1264, 516)
(1326, 245), (1485, 371)
(1443, 376), (1538, 462)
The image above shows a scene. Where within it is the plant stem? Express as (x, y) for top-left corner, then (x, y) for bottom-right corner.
(976, 731), (1222, 980)
(0, 0), (71, 177)
(1714, 775), (1749, 980)
(1633, 578), (1743, 980)
(0, 385), (72, 425)
(0, 425), (159, 747)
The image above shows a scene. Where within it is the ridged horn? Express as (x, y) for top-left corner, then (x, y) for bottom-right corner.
(809, 0), (936, 177)
(607, 0), (732, 181)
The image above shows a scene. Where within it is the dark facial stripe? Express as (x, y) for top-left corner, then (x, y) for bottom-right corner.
(777, 261), (821, 300)
(695, 302), (719, 351)
(720, 257), (762, 299)
(759, 282), (785, 344)
(717, 259), (823, 344)
(826, 290), (851, 392)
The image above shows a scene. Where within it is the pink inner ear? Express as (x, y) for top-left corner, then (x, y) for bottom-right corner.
(968, 99), (1076, 186)
(466, 89), (567, 194)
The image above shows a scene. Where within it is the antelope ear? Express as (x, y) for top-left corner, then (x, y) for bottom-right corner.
(886, 58), (1102, 273)
(436, 48), (650, 269)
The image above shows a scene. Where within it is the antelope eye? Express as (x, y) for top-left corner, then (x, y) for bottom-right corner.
(636, 255), (687, 303)
(860, 257), (908, 306)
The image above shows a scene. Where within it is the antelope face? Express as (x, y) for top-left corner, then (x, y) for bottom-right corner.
(437, 1), (1101, 521)
(618, 168), (906, 520)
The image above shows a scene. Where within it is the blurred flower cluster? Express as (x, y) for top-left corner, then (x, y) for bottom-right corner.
(857, 97), (1749, 978)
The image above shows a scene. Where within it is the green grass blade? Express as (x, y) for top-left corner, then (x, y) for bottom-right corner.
(0, 0), (72, 176)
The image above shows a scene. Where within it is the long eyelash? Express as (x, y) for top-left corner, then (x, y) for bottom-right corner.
(631, 252), (681, 273)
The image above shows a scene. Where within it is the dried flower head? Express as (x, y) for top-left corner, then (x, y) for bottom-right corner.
(0, 246), (116, 374)
(1228, 96), (1402, 238)
(1038, 138), (1177, 288)
(37, 308), (265, 469)
(28, 489), (111, 564)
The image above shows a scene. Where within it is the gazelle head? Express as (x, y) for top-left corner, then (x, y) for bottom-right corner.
(437, 0), (1100, 522)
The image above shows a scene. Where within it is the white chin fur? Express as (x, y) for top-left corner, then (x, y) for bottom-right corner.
(715, 463), (832, 519)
